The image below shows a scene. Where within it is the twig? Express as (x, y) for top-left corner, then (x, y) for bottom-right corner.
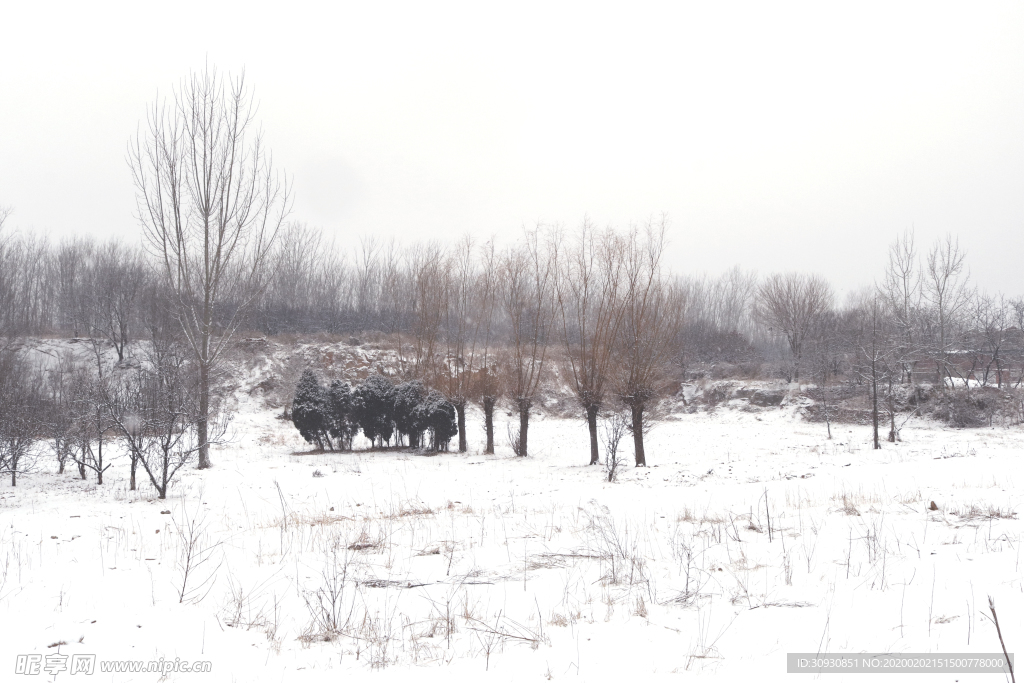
(986, 596), (1015, 683)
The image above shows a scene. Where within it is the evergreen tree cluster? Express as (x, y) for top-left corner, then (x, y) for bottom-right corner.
(292, 370), (457, 452)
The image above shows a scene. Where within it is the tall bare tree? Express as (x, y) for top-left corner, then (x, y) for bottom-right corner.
(440, 236), (481, 452)
(556, 221), (625, 465)
(614, 221), (679, 468)
(470, 239), (502, 454)
(879, 230), (922, 383)
(130, 66), (290, 468)
(502, 228), (554, 457)
(922, 235), (972, 388)
(406, 242), (446, 380)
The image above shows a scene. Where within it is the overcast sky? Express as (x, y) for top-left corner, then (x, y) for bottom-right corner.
(1, 1), (1022, 296)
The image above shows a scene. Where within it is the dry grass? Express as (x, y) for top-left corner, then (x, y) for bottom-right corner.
(290, 510), (354, 527)
(677, 507), (727, 525)
(383, 503), (436, 519)
(953, 504), (1017, 521)
(837, 495), (861, 517)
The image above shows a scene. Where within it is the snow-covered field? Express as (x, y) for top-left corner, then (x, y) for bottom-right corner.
(2, 397), (1022, 681)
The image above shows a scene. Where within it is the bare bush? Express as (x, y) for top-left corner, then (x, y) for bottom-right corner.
(175, 497), (223, 604)
(301, 532), (359, 641)
(602, 410), (629, 483)
(0, 348), (41, 486)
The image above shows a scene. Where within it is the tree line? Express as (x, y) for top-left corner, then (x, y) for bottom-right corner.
(5, 201), (1024, 480)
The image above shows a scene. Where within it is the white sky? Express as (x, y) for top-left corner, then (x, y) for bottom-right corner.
(1, 1), (1022, 296)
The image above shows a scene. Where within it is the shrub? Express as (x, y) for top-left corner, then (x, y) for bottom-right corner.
(417, 390), (458, 452)
(353, 373), (395, 447)
(293, 369), (331, 450)
(931, 388), (1000, 428)
(393, 380), (428, 448)
(326, 380), (357, 451)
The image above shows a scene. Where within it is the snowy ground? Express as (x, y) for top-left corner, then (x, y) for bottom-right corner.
(1, 398), (1022, 681)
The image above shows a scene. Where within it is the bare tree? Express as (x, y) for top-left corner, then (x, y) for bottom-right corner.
(1011, 300), (1024, 389)
(69, 341), (115, 484)
(105, 374), (141, 490)
(968, 293), (1011, 388)
(470, 239), (502, 454)
(0, 347), (41, 486)
(922, 235), (972, 388)
(501, 228), (555, 457)
(879, 230), (922, 383)
(807, 309), (842, 439)
(614, 221), (679, 468)
(108, 337), (217, 499)
(602, 410), (629, 482)
(754, 273), (834, 381)
(44, 350), (80, 475)
(130, 66), (290, 469)
(379, 240), (414, 362)
(0, 210), (16, 339)
(0, 231), (51, 336)
(440, 236), (480, 452)
(406, 242), (446, 380)
(556, 221), (625, 465)
(846, 291), (907, 448)
(91, 240), (149, 362)
(353, 236), (382, 334)
(54, 238), (94, 338)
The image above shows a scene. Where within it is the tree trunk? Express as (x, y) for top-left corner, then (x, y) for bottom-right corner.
(871, 361), (880, 450)
(631, 403), (646, 467)
(197, 361), (211, 469)
(483, 396), (495, 454)
(586, 404), (600, 465)
(130, 454), (137, 491)
(518, 400), (530, 457)
(96, 429), (104, 484)
(456, 401), (467, 453)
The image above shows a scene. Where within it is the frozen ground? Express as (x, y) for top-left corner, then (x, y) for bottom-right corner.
(1, 397), (1022, 681)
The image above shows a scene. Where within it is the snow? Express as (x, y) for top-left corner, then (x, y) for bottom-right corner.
(2, 389), (1022, 681)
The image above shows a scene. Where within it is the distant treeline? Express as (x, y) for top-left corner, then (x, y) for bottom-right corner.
(4, 207), (1024, 466)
